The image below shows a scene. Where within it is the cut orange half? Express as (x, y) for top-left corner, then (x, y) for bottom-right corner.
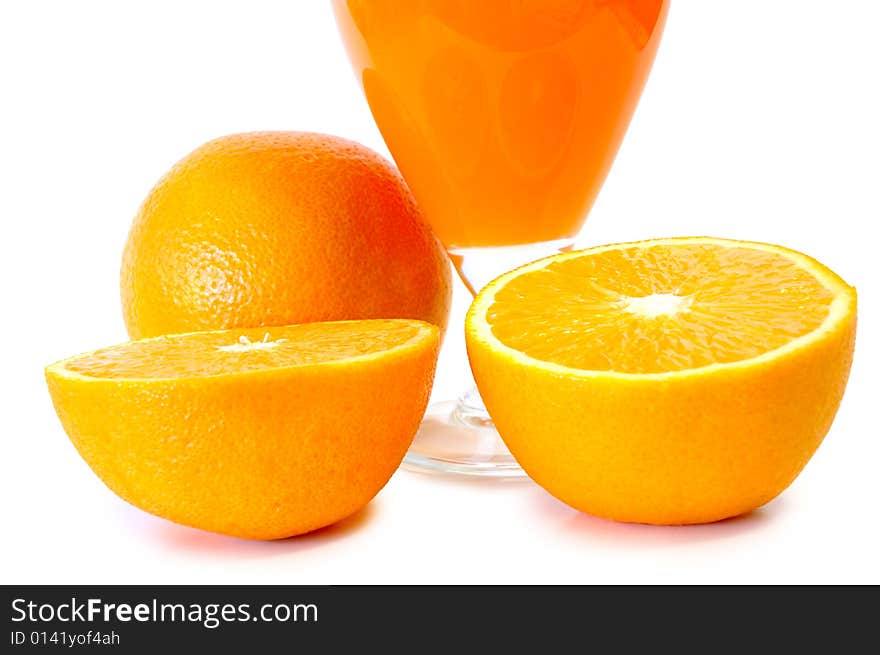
(466, 237), (857, 524)
(46, 319), (439, 539)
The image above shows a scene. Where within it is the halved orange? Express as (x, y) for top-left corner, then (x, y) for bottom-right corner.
(466, 237), (857, 524)
(46, 319), (439, 539)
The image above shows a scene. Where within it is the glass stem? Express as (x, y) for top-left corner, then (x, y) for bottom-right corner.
(448, 238), (576, 296)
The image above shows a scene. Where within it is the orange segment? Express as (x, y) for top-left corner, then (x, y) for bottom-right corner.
(62, 320), (426, 379)
(46, 319), (439, 539)
(485, 240), (838, 373)
(466, 237), (857, 525)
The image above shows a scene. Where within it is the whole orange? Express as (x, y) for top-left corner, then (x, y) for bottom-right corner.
(121, 132), (451, 339)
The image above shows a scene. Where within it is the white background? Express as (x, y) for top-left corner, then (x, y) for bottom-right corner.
(1, 1), (877, 584)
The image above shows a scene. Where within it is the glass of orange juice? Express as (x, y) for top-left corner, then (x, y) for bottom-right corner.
(334, 0), (670, 477)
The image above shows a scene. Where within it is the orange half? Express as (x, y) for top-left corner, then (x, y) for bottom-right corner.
(46, 319), (439, 539)
(467, 237), (857, 524)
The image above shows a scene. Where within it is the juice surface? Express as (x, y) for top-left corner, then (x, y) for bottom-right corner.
(335, 0), (669, 248)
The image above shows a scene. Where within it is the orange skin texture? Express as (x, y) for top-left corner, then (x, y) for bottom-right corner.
(46, 323), (440, 540)
(469, 311), (856, 524)
(121, 131), (452, 339)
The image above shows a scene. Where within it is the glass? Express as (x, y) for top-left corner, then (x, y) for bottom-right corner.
(334, 0), (669, 477)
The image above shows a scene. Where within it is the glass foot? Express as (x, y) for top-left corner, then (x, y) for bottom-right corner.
(402, 389), (528, 479)
(405, 238), (575, 480)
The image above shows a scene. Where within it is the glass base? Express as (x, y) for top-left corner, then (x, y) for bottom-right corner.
(405, 238), (576, 480)
(402, 389), (528, 479)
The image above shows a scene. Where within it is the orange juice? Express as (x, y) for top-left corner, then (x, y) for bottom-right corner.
(334, 0), (669, 248)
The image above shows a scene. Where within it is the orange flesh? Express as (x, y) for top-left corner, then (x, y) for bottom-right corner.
(63, 320), (425, 379)
(486, 244), (835, 373)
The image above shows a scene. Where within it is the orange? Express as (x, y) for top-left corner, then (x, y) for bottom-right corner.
(120, 131), (451, 339)
(466, 237), (857, 525)
(45, 320), (439, 539)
